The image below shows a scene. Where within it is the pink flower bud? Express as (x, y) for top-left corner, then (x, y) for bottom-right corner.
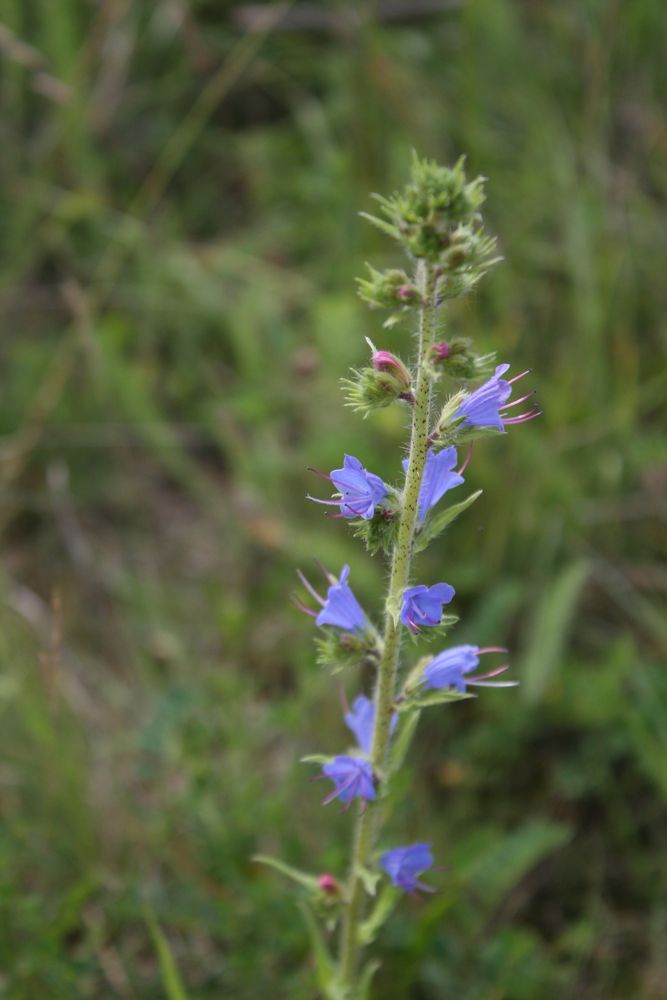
(371, 351), (411, 392)
(397, 284), (418, 302)
(318, 873), (340, 895)
(432, 341), (450, 360)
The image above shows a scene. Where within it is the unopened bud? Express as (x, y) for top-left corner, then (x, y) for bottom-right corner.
(397, 283), (419, 302)
(342, 344), (415, 414)
(428, 337), (497, 382)
(318, 873), (340, 895)
(371, 350), (412, 393)
(357, 266), (422, 310)
(432, 341), (450, 361)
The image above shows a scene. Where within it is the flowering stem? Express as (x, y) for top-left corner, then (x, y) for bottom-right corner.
(338, 261), (438, 991)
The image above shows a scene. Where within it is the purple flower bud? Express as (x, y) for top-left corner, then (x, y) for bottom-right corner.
(455, 364), (540, 431)
(401, 583), (455, 634)
(380, 842), (435, 895)
(344, 694), (397, 755)
(403, 447), (464, 524)
(294, 564), (369, 635)
(423, 644), (518, 692)
(308, 455), (388, 520)
(322, 755), (376, 805)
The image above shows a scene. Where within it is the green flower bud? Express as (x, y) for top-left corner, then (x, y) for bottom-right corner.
(357, 266), (422, 310)
(427, 338), (497, 382)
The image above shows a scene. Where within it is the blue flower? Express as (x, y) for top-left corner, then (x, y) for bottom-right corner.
(401, 583), (455, 634)
(294, 565), (369, 634)
(308, 454), (389, 520)
(403, 447), (465, 524)
(423, 644), (518, 692)
(316, 566), (368, 633)
(345, 694), (397, 755)
(455, 364), (539, 431)
(380, 842), (435, 894)
(322, 756), (376, 805)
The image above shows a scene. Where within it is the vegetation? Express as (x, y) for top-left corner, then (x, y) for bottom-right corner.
(0, 1), (665, 996)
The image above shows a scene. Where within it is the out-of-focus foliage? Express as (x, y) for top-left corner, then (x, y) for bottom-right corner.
(0, 1), (666, 996)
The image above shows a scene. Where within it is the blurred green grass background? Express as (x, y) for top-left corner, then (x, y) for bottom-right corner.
(1, 1), (666, 997)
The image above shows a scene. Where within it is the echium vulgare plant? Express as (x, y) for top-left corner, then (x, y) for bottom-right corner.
(256, 155), (540, 998)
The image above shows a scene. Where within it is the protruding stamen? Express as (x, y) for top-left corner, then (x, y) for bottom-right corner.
(457, 444), (473, 476)
(315, 559), (337, 586)
(290, 593), (318, 617)
(470, 664), (511, 681)
(500, 390), (536, 411)
(307, 466), (333, 481)
(507, 368), (531, 385)
(322, 772), (358, 806)
(467, 679), (519, 688)
(297, 569), (325, 606)
(306, 494), (344, 507)
(503, 408), (541, 425)
(477, 646), (508, 655)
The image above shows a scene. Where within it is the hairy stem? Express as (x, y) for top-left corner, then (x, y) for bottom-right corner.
(338, 260), (438, 992)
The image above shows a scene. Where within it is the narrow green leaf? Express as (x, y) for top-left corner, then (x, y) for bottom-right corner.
(359, 959), (382, 998)
(300, 753), (331, 765)
(355, 865), (380, 897)
(397, 687), (474, 712)
(298, 902), (345, 1000)
(253, 855), (320, 893)
(359, 885), (400, 944)
(386, 592), (402, 627)
(520, 560), (589, 704)
(359, 211), (399, 240)
(414, 489), (483, 553)
(144, 907), (190, 1000)
(386, 709), (421, 778)
(464, 820), (571, 908)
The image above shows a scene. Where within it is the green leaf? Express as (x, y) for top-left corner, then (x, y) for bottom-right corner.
(144, 907), (191, 1000)
(414, 489), (483, 553)
(397, 687), (475, 712)
(359, 210), (400, 241)
(298, 902), (346, 1000)
(463, 820), (571, 908)
(253, 855), (320, 893)
(359, 959), (382, 998)
(386, 709), (421, 778)
(300, 753), (331, 766)
(520, 560), (589, 704)
(355, 864), (380, 897)
(359, 885), (400, 944)
(386, 592), (402, 627)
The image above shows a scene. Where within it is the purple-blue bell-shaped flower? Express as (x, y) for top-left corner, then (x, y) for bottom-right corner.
(454, 364), (539, 431)
(401, 583), (455, 634)
(322, 755), (376, 806)
(380, 842), (435, 895)
(308, 454), (389, 520)
(345, 694), (397, 755)
(294, 564), (369, 634)
(403, 447), (465, 524)
(423, 644), (518, 692)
